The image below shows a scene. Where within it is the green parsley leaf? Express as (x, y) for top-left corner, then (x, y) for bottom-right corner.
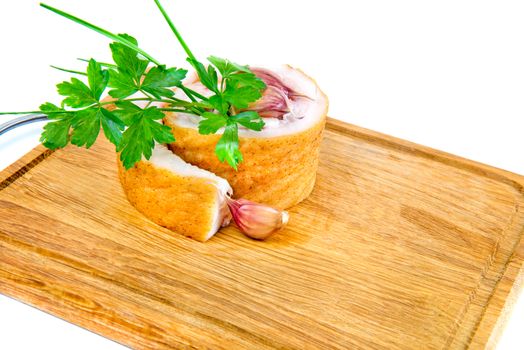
(207, 64), (218, 90)
(208, 95), (228, 115)
(141, 65), (187, 98)
(227, 72), (266, 90)
(221, 71), (266, 109)
(39, 102), (66, 120)
(230, 111), (265, 131)
(100, 108), (125, 146)
(110, 34), (148, 81)
(87, 59), (109, 101)
(112, 100), (143, 125)
(116, 105), (175, 169)
(187, 58), (219, 93)
(108, 69), (138, 98)
(108, 34), (149, 99)
(69, 107), (124, 148)
(57, 59), (108, 107)
(57, 77), (96, 108)
(207, 56), (250, 78)
(223, 85), (263, 109)
(198, 112), (227, 134)
(41, 121), (72, 149)
(215, 121), (242, 170)
(39, 103), (74, 149)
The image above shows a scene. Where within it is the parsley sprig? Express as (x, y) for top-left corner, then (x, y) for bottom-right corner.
(1, 1), (266, 170)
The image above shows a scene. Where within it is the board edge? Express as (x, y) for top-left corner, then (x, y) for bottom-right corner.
(470, 227), (524, 349)
(325, 117), (524, 192)
(0, 145), (53, 189)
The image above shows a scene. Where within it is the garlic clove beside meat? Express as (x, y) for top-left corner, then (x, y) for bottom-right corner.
(226, 197), (289, 240)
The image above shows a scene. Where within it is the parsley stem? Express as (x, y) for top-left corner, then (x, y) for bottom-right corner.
(159, 108), (192, 113)
(98, 98), (202, 111)
(163, 96), (198, 107)
(139, 90), (156, 101)
(176, 85), (208, 102)
(98, 98), (169, 106)
(77, 58), (117, 68)
(178, 85), (197, 102)
(40, 3), (161, 65)
(164, 96), (187, 103)
(0, 111), (41, 115)
(152, 0), (196, 61)
(0, 98), (193, 116)
(50, 65), (87, 76)
(183, 88), (208, 101)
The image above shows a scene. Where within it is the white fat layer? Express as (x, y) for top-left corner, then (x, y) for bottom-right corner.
(146, 144), (232, 240)
(165, 65), (328, 138)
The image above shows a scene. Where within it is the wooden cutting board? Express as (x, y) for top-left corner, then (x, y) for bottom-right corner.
(0, 118), (523, 349)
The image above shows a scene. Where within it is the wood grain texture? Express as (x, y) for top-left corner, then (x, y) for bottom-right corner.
(0, 118), (523, 349)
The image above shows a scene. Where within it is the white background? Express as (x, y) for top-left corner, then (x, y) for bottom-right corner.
(0, 0), (523, 349)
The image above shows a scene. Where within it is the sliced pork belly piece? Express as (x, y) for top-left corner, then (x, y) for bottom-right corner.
(118, 144), (232, 242)
(163, 65), (329, 209)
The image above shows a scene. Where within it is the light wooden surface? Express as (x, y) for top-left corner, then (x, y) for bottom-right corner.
(0, 119), (523, 349)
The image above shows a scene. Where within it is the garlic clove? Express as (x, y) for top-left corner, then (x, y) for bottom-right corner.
(226, 197), (289, 240)
(248, 85), (291, 118)
(246, 68), (293, 120)
(245, 67), (312, 120)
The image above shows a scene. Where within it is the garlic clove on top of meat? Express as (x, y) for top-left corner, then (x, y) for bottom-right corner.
(245, 67), (310, 120)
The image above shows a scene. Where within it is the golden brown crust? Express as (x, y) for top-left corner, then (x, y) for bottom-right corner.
(117, 159), (221, 242)
(163, 116), (326, 209)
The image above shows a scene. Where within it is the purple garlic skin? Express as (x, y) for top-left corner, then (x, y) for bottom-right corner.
(246, 68), (297, 119)
(226, 197), (289, 240)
